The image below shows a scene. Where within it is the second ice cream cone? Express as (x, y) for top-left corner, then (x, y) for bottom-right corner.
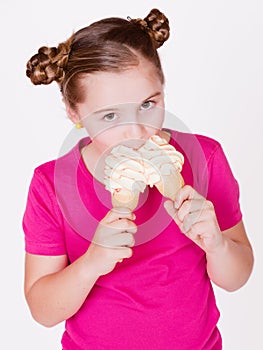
(155, 171), (184, 201)
(111, 189), (140, 211)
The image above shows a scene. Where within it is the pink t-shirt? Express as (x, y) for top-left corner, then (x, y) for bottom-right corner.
(23, 130), (242, 349)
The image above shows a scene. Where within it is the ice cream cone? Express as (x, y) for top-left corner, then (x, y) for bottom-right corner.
(111, 189), (140, 211)
(104, 144), (146, 211)
(139, 134), (185, 200)
(154, 171), (184, 201)
(104, 135), (185, 209)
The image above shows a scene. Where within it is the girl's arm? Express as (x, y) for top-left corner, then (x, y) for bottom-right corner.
(24, 251), (98, 327)
(164, 185), (254, 292)
(206, 220), (254, 291)
(24, 208), (136, 327)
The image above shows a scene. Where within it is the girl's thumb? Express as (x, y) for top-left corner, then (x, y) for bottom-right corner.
(164, 200), (177, 219)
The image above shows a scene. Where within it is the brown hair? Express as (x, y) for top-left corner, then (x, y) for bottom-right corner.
(26, 8), (170, 110)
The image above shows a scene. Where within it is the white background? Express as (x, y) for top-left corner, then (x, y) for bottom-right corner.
(1, 0), (262, 349)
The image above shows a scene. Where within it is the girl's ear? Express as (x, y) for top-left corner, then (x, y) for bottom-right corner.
(62, 98), (80, 123)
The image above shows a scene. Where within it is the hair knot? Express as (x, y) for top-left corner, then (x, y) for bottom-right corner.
(128, 9), (170, 48)
(26, 39), (72, 85)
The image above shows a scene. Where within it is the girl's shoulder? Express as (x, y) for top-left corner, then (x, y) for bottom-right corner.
(33, 136), (90, 181)
(168, 129), (222, 160)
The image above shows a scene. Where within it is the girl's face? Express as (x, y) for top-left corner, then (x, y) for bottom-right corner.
(72, 59), (165, 154)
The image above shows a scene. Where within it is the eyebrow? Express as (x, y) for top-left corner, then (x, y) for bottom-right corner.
(92, 91), (162, 115)
(92, 107), (120, 116)
(142, 91), (162, 103)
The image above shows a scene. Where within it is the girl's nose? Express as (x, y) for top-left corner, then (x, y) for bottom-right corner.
(125, 122), (146, 139)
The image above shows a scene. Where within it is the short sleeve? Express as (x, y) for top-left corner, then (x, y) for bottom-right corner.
(206, 143), (242, 231)
(22, 168), (67, 255)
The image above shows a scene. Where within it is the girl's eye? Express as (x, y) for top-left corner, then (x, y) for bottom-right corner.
(103, 113), (117, 122)
(140, 101), (155, 110)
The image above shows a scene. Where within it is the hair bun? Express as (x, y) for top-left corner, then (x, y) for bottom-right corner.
(145, 8), (170, 48)
(130, 8), (170, 49)
(26, 41), (71, 85)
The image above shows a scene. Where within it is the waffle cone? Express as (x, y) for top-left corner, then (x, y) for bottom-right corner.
(111, 189), (140, 211)
(155, 171), (184, 201)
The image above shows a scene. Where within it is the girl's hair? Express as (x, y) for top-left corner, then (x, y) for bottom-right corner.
(26, 8), (170, 110)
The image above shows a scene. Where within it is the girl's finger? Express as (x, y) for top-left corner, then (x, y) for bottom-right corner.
(105, 207), (136, 223)
(174, 185), (204, 209)
(182, 211), (204, 232)
(164, 200), (183, 229)
(184, 202), (217, 231)
(186, 223), (203, 241)
(164, 200), (177, 219)
(109, 219), (137, 234)
(177, 199), (207, 222)
(111, 232), (136, 247)
(115, 247), (133, 260)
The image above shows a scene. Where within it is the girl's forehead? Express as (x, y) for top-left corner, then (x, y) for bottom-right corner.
(83, 59), (160, 85)
(78, 64), (163, 112)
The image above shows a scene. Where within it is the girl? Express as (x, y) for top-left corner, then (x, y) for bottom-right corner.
(23, 8), (253, 349)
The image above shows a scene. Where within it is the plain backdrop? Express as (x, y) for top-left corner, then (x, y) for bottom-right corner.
(1, 0), (262, 349)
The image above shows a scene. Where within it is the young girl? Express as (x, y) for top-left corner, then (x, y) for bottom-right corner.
(23, 8), (253, 350)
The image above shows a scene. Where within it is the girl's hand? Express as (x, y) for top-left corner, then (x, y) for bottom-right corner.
(88, 207), (137, 276)
(164, 185), (224, 253)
